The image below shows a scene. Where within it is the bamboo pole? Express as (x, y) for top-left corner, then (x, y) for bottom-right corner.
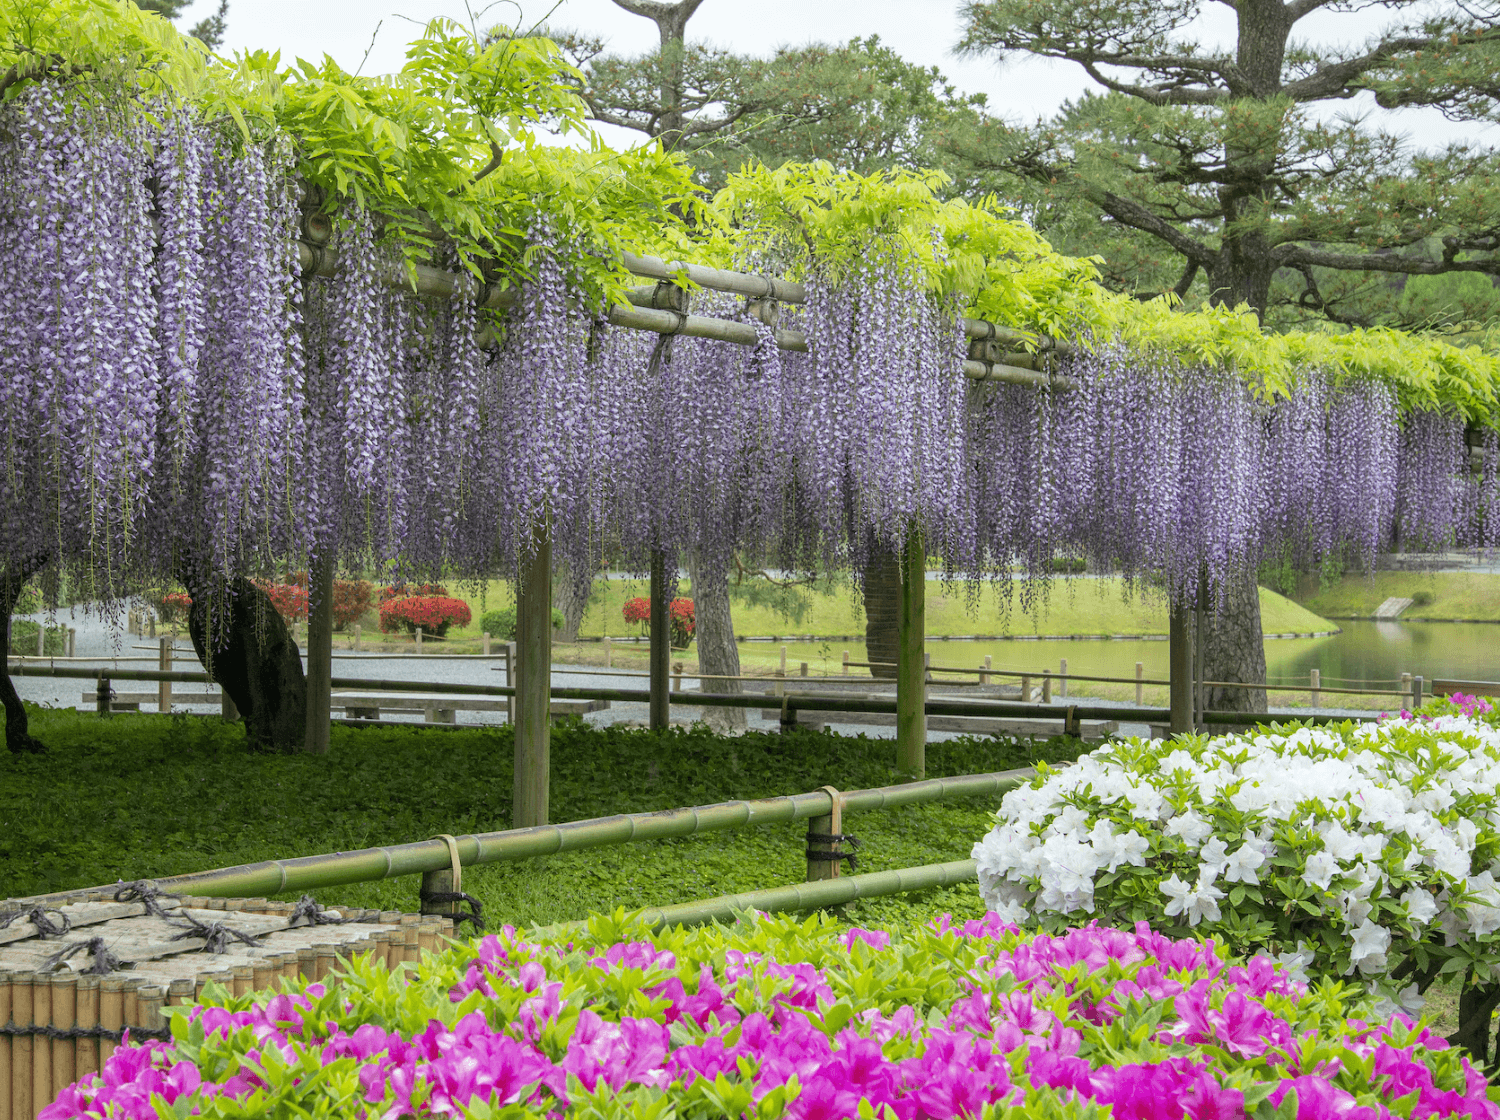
(19, 769), (1034, 904)
(97, 979), (122, 1068)
(649, 552), (670, 731)
(50, 974), (76, 1110)
(10, 974), (29, 1120)
(896, 530), (926, 778)
(30, 972), (48, 1118)
(1170, 603), (1193, 735)
(514, 526), (552, 828)
(0, 972), (10, 1120)
(74, 976), (98, 1085)
(639, 859), (979, 929)
(304, 552), (335, 755)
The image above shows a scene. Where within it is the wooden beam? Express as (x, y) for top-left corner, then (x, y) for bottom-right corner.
(304, 553), (334, 754)
(649, 552), (670, 731)
(514, 527), (552, 828)
(896, 531), (926, 778)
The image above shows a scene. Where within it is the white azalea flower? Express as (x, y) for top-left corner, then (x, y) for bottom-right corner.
(1223, 841), (1267, 885)
(1347, 919), (1392, 974)
(1160, 873), (1223, 926)
(1165, 809), (1213, 849)
(1303, 850), (1340, 892)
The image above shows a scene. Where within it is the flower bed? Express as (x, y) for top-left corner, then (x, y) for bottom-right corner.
(973, 708), (1500, 1056)
(44, 911), (1492, 1120)
(379, 595), (472, 637)
(622, 596), (694, 646)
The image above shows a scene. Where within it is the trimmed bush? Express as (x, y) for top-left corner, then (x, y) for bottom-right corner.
(379, 595), (472, 637)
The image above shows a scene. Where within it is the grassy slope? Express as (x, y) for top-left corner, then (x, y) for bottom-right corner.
(1295, 571), (1500, 621)
(447, 577), (1332, 641)
(0, 709), (1086, 931)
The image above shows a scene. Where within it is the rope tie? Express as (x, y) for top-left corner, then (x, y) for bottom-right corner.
(169, 916), (261, 954)
(0, 906), (71, 938)
(805, 833), (862, 872)
(287, 894), (347, 928)
(420, 833), (486, 932)
(43, 937), (123, 975)
(114, 880), (179, 920)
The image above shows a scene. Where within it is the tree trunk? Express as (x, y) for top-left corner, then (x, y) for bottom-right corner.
(861, 543), (902, 680)
(1200, 568), (1269, 716)
(610, 0), (706, 147)
(1, 555), (49, 754)
(553, 561), (593, 644)
(184, 575), (307, 752)
(687, 554), (744, 732)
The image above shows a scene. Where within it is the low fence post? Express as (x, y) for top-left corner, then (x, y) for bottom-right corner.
(157, 638), (172, 713)
(806, 787), (844, 882)
(1041, 670), (1052, 705)
(980, 655), (992, 685)
(779, 645), (788, 675)
(415, 626), (423, 654)
(1019, 673), (1030, 702)
(1310, 669), (1321, 708)
(35, 624), (43, 657)
(67, 627), (76, 657)
(1400, 672), (1412, 707)
(148, 614), (155, 638)
(353, 623), (361, 652)
(603, 636), (612, 667)
(1135, 662), (1144, 706)
(1059, 658), (1068, 698)
(800, 661), (809, 678)
(482, 631), (491, 657)
(1413, 675), (1424, 710)
(842, 650), (850, 676)
(672, 662), (683, 693)
(96, 674), (111, 718)
(504, 642), (516, 723)
(420, 835), (463, 923)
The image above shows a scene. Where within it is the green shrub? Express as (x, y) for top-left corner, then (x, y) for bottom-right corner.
(9, 620), (66, 656)
(13, 582), (40, 614)
(1410, 589), (1434, 607)
(479, 606), (564, 640)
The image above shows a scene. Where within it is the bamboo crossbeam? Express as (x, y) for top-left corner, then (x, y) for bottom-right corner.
(14, 770), (1033, 904)
(638, 858), (980, 929)
(293, 240), (1076, 386)
(621, 251), (805, 304)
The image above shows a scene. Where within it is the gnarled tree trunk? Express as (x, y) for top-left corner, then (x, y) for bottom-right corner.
(1201, 569), (1269, 716)
(1, 554), (49, 754)
(553, 561), (593, 644)
(687, 554), (744, 732)
(183, 575), (307, 752)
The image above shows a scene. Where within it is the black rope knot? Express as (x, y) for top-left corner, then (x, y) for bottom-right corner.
(420, 890), (485, 932)
(0, 906), (71, 938)
(114, 880), (179, 920)
(168, 911), (262, 954)
(806, 832), (862, 872)
(44, 937), (123, 975)
(288, 894), (346, 928)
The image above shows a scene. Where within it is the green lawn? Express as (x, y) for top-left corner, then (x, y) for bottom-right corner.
(1293, 570), (1500, 621)
(445, 576), (1333, 642)
(0, 707), (1086, 931)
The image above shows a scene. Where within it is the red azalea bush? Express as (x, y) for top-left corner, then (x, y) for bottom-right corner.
(157, 591), (193, 625)
(380, 582), (449, 603)
(622, 596), (694, 646)
(331, 579), (373, 630)
(252, 580), (309, 624)
(379, 595), (471, 637)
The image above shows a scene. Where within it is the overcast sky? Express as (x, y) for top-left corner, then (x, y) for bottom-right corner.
(186, 0), (1491, 152)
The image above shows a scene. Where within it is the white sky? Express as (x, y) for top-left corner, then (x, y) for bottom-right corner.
(189, 0), (1491, 151)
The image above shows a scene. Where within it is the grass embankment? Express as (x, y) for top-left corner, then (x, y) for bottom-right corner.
(0, 707), (1086, 930)
(1293, 570), (1500, 622)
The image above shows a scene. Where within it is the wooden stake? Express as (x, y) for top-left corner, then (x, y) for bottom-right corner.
(842, 650), (850, 675)
(157, 637), (171, 712)
(806, 787), (843, 882)
(305, 552), (335, 754)
(603, 636), (611, 668)
(514, 525), (552, 828)
(1041, 670), (1052, 705)
(896, 529), (926, 778)
(1310, 668), (1321, 708)
(980, 655), (991, 685)
(1135, 661), (1144, 706)
(1059, 658), (1068, 698)
(1019, 674), (1030, 702)
(353, 623), (361, 652)
(649, 551), (670, 731)
(30, 971), (49, 1119)
(482, 631), (490, 657)
(415, 626), (423, 654)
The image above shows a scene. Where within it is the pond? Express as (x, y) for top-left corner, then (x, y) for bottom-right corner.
(736, 619), (1500, 706)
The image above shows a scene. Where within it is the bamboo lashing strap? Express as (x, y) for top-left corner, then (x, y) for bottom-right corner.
(421, 834), (486, 932)
(806, 786), (861, 875)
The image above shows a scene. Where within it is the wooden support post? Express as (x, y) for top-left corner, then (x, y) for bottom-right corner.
(1135, 661), (1144, 706)
(779, 645), (788, 675)
(1413, 675), (1424, 710)
(1041, 670), (1052, 704)
(148, 614), (155, 638)
(504, 642), (515, 723)
(649, 551), (670, 731)
(842, 649), (850, 676)
(415, 626), (423, 654)
(603, 636), (612, 668)
(672, 661), (683, 693)
(806, 787), (843, 881)
(67, 627), (75, 657)
(353, 622), (361, 652)
(1401, 672), (1412, 707)
(304, 553), (334, 755)
(1059, 657), (1068, 698)
(1310, 668), (1321, 708)
(1170, 602), (1194, 735)
(420, 835), (463, 922)
(35, 625), (43, 657)
(482, 630), (491, 656)
(515, 528), (553, 828)
(1019, 673), (1030, 702)
(980, 655), (991, 685)
(800, 661), (809, 677)
(157, 638), (171, 712)
(95, 674), (110, 718)
(896, 530), (926, 778)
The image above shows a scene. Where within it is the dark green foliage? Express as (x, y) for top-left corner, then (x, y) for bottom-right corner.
(478, 606), (564, 641)
(0, 707), (1087, 928)
(135, 0), (228, 50)
(7, 620), (65, 656)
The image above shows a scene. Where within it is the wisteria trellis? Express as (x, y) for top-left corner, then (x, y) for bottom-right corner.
(0, 90), (1494, 607)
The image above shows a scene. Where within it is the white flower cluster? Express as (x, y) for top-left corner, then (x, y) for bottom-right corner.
(973, 715), (1500, 986)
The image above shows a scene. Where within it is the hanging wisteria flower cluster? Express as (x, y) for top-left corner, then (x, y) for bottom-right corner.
(41, 911), (1495, 1120)
(972, 712), (1500, 1020)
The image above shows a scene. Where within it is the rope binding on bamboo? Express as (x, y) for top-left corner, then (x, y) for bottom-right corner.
(420, 833), (486, 931)
(0, 904), (71, 937)
(42, 935), (122, 975)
